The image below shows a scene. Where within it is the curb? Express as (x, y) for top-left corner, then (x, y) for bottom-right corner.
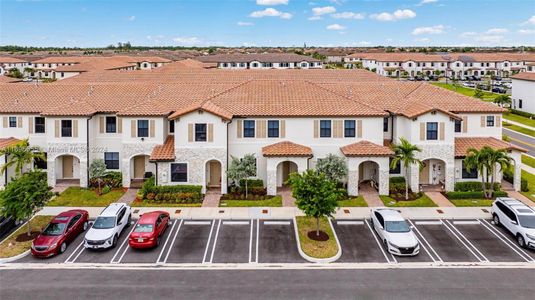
(0, 250), (30, 264)
(293, 216), (342, 263)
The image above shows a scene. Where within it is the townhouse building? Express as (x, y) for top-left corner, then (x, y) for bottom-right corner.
(511, 70), (535, 114)
(0, 57), (30, 76)
(0, 64), (525, 198)
(196, 53), (323, 69)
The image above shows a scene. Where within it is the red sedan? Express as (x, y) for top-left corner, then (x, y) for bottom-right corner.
(129, 211), (170, 249)
(31, 210), (89, 257)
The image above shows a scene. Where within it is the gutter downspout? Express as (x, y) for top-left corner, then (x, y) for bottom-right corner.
(3, 155), (7, 186)
(154, 162), (158, 186)
(86, 116), (92, 188)
(226, 119), (231, 192)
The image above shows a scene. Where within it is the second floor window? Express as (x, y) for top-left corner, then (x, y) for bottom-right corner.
(268, 120), (279, 138)
(106, 117), (117, 133)
(486, 116), (495, 127)
(344, 120), (355, 138)
(35, 117), (45, 133)
(243, 120), (255, 138)
(455, 119), (462, 133)
(320, 120), (331, 138)
(383, 117), (389, 132)
(104, 152), (119, 170)
(519, 99), (523, 109)
(9, 117), (16, 128)
(426, 122), (438, 140)
(137, 120), (149, 137)
(61, 120), (72, 137)
(195, 123), (207, 141)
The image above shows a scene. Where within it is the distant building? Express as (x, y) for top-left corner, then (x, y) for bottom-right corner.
(0, 57), (30, 76)
(197, 53), (323, 69)
(511, 71), (535, 115)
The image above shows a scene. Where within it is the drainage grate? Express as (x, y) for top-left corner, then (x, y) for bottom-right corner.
(262, 209), (268, 214)
(219, 210), (225, 214)
(133, 209), (140, 214)
(436, 209), (444, 214)
(481, 208), (489, 213)
(343, 209), (350, 214)
(175, 209), (181, 214)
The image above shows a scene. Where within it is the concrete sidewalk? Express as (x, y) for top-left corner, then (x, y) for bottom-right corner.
(503, 119), (535, 131)
(36, 205), (493, 220)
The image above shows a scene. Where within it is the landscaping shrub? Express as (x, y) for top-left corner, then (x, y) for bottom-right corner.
(220, 194), (273, 201)
(101, 186), (111, 195)
(141, 176), (202, 203)
(238, 178), (264, 188)
(510, 109), (534, 119)
(454, 181), (500, 192)
(445, 191), (508, 199)
(503, 169), (514, 183)
(521, 178), (529, 192)
(89, 171), (123, 189)
(389, 176), (406, 194)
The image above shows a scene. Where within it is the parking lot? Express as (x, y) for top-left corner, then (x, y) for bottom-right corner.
(12, 218), (535, 265)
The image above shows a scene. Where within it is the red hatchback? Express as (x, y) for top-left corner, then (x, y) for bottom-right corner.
(31, 210), (89, 257)
(129, 211), (170, 249)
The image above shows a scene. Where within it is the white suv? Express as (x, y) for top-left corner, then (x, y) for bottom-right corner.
(492, 197), (535, 249)
(371, 208), (420, 256)
(84, 203), (132, 249)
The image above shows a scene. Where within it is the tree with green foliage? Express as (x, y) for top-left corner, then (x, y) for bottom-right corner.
(390, 138), (423, 200)
(493, 94), (511, 107)
(287, 170), (343, 236)
(89, 159), (107, 194)
(0, 170), (53, 236)
(226, 154), (257, 197)
(474, 88), (484, 99)
(464, 146), (513, 199)
(7, 68), (22, 78)
(23, 67), (35, 77)
(315, 154), (348, 184)
(0, 139), (44, 177)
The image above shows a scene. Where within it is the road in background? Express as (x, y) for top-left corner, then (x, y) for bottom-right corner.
(504, 128), (535, 158)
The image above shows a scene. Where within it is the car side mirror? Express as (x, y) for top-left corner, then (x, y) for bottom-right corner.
(511, 221), (518, 225)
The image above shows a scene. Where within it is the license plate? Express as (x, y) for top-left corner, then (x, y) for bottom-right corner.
(93, 246), (98, 249)
(137, 238), (143, 243)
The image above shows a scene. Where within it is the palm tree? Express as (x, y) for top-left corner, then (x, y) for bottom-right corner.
(390, 138), (423, 200)
(464, 146), (512, 199)
(493, 95), (511, 108)
(0, 139), (45, 177)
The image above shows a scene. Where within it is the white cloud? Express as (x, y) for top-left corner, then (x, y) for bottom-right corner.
(331, 12), (365, 19)
(237, 21), (254, 26)
(412, 25), (445, 35)
(415, 37), (430, 43)
(308, 16), (322, 21)
(173, 36), (202, 45)
(370, 9), (416, 21)
(256, 0), (288, 5)
(524, 15), (535, 25)
(474, 35), (504, 43)
(328, 0), (346, 5)
(486, 28), (508, 34)
(460, 31), (477, 37)
(417, 0), (437, 6)
(250, 8), (293, 19)
(312, 6), (336, 16)
(519, 29), (535, 34)
(128, 15), (136, 21)
(326, 23), (346, 30)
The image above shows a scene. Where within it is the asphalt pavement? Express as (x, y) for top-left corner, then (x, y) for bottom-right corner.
(1, 268), (534, 300)
(504, 128), (535, 157)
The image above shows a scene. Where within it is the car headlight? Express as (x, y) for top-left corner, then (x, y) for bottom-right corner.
(50, 243), (58, 249)
(388, 242), (399, 249)
(526, 234), (535, 240)
(106, 237), (114, 244)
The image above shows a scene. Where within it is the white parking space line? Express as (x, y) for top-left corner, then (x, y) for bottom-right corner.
(110, 222), (138, 264)
(201, 220), (216, 263)
(208, 219), (222, 263)
(223, 221), (249, 225)
(184, 221), (212, 225)
(408, 219), (443, 263)
(443, 220), (489, 262)
(336, 221), (364, 225)
(414, 221), (442, 225)
(156, 219), (179, 264)
(364, 219), (396, 264)
(453, 220), (481, 225)
(249, 220), (254, 263)
(263, 221), (291, 225)
(64, 240), (85, 264)
(255, 219), (259, 264)
(479, 219), (534, 263)
(163, 219), (184, 264)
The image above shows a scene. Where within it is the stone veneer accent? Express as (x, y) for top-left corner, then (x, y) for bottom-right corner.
(121, 142), (158, 187)
(347, 156), (390, 196)
(265, 156), (309, 195)
(47, 142), (88, 187)
(409, 144), (455, 192)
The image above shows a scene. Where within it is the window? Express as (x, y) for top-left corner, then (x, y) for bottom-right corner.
(8, 117), (16, 128)
(104, 152), (119, 169)
(106, 117), (116, 133)
(240, 63), (246, 68)
(137, 120), (149, 137)
(171, 163), (187, 182)
(454, 119), (462, 133)
(383, 117), (389, 132)
(169, 120), (175, 133)
(34, 117), (45, 133)
(519, 99), (523, 109)
(344, 120), (356, 138)
(61, 120), (72, 137)
(320, 120), (331, 138)
(462, 161), (478, 179)
(195, 123), (207, 141)
(34, 153), (47, 170)
(267, 120), (279, 138)
(486, 116), (495, 127)
(426, 122), (438, 140)
(301, 62), (308, 68)
(389, 158), (400, 174)
(252, 62), (258, 67)
(243, 120), (255, 138)
(280, 62), (289, 68)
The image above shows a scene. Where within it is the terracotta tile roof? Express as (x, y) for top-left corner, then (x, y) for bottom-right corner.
(0, 57), (27, 63)
(511, 72), (535, 82)
(150, 136), (175, 161)
(340, 140), (394, 157)
(0, 76), (23, 83)
(197, 53), (322, 63)
(346, 52), (535, 63)
(455, 137), (527, 157)
(0, 137), (21, 151)
(262, 141), (313, 157)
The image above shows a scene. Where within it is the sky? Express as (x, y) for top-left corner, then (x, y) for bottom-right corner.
(0, 0), (534, 47)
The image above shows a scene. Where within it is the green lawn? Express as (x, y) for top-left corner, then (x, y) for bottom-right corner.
(295, 216), (338, 259)
(0, 216), (54, 258)
(379, 194), (438, 207)
(338, 196), (368, 207)
(47, 187), (125, 206)
(431, 82), (498, 102)
(131, 201), (202, 207)
(503, 123), (535, 137)
(522, 155), (535, 169)
(220, 196), (282, 207)
(449, 199), (494, 207)
(520, 170), (535, 203)
(503, 112), (535, 128)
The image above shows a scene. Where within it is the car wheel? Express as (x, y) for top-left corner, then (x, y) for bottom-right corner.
(83, 221), (88, 231)
(156, 236), (161, 247)
(517, 235), (525, 248)
(112, 235), (118, 248)
(493, 214), (500, 226)
(60, 242), (67, 254)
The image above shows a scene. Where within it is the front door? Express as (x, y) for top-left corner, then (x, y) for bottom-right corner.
(420, 162), (430, 184)
(63, 156), (73, 178)
(209, 161), (221, 187)
(134, 156), (145, 179)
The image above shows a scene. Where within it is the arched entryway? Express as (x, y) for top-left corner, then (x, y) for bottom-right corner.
(420, 158), (446, 191)
(205, 159), (223, 193)
(277, 161), (298, 188)
(130, 154), (154, 188)
(55, 154), (81, 185)
(358, 161), (379, 193)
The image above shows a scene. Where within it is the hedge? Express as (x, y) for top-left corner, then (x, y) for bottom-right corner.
(89, 171), (123, 188)
(504, 169), (529, 192)
(446, 191), (508, 199)
(510, 109), (534, 119)
(238, 178), (264, 188)
(454, 181), (500, 192)
(390, 177), (406, 184)
(389, 176), (407, 194)
(141, 176), (203, 202)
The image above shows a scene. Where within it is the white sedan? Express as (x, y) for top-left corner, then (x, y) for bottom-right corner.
(371, 208), (420, 256)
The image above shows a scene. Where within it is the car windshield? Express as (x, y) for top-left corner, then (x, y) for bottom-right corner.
(385, 221), (411, 233)
(134, 224), (154, 233)
(92, 216), (116, 229)
(518, 215), (535, 229)
(42, 223), (66, 236)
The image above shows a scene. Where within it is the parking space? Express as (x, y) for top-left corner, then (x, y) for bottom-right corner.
(257, 220), (304, 263)
(212, 220), (252, 264)
(164, 219), (215, 264)
(119, 219), (176, 264)
(72, 223), (136, 264)
(333, 220), (389, 263)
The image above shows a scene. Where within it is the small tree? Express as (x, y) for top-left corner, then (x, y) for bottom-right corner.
(0, 139), (45, 177)
(89, 159), (107, 194)
(7, 68), (23, 78)
(390, 138), (423, 200)
(287, 170), (343, 236)
(474, 88), (484, 99)
(226, 154), (257, 197)
(315, 154), (348, 184)
(493, 95), (511, 108)
(464, 146), (513, 199)
(0, 170), (53, 236)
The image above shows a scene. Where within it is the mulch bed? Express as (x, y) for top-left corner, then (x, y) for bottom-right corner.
(389, 192), (423, 201)
(307, 230), (329, 241)
(15, 231), (40, 242)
